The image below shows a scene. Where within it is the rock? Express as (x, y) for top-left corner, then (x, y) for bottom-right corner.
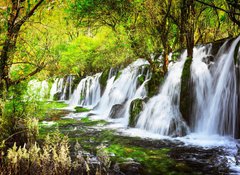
(109, 104), (125, 119)
(202, 55), (214, 64)
(146, 71), (164, 97)
(235, 39), (240, 139)
(168, 118), (189, 137)
(179, 57), (193, 126)
(53, 92), (62, 101)
(119, 160), (143, 175)
(137, 75), (145, 86)
(129, 99), (144, 127)
(99, 69), (110, 94)
(114, 71), (122, 81)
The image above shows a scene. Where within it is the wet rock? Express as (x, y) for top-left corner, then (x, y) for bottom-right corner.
(53, 92), (62, 100)
(168, 118), (189, 137)
(179, 58), (193, 126)
(202, 55), (214, 64)
(129, 99), (145, 127)
(114, 71), (122, 81)
(146, 71), (164, 97)
(118, 159), (143, 175)
(99, 69), (110, 94)
(109, 104), (125, 119)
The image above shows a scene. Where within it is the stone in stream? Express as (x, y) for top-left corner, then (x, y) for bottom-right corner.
(118, 159), (143, 175)
(109, 104), (126, 119)
(129, 98), (145, 127)
(53, 91), (62, 101)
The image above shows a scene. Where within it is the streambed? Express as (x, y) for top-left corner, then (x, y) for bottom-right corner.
(39, 108), (240, 175)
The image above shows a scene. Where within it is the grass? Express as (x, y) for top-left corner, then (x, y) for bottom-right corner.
(74, 106), (90, 113)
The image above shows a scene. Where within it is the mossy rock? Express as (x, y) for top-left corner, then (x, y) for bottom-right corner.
(234, 39), (240, 65)
(99, 69), (110, 93)
(53, 92), (62, 101)
(74, 106), (90, 113)
(138, 75), (145, 85)
(109, 104), (125, 119)
(114, 71), (122, 81)
(129, 99), (144, 127)
(72, 76), (82, 90)
(146, 72), (164, 98)
(179, 57), (193, 126)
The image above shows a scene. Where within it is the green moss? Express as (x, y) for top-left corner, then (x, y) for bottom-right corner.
(114, 71), (122, 81)
(99, 69), (110, 90)
(129, 99), (144, 127)
(179, 57), (192, 125)
(80, 117), (107, 126)
(36, 101), (69, 121)
(147, 72), (164, 97)
(138, 75), (145, 85)
(234, 40), (240, 65)
(44, 101), (68, 109)
(74, 106), (90, 113)
(105, 144), (183, 175)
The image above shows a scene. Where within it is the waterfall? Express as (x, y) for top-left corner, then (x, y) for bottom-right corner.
(60, 75), (73, 100)
(192, 37), (240, 137)
(135, 51), (189, 136)
(92, 59), (149, 120)
(49, 78), (64, 100)
(68, 73), (101, 108)
(50, 76), (74, 101)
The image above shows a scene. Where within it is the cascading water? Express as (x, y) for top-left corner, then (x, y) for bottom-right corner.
(60, 75), (73, 100)
(68, 73), (101, 108)
(50, 76), (74, 101)
(50, 78), (64, 100)
(192, 37), (240, 137)
(136, 51), (189, 136)
(93, 59), (149, 120)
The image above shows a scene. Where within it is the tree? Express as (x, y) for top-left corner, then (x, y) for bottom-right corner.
(196, 0), (240, 27)
(0, 0), (45, 98)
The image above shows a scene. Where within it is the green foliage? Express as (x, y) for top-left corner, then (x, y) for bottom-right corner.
(74, 107), (90, 113)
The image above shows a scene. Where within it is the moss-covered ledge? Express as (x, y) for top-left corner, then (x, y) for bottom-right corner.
(99, 69), (110, 94)
(129, 98), (145, 127)
(179, 57), (193, 126)
(146, 72), (164, 98)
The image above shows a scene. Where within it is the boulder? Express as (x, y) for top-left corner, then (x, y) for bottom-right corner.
(179, 57), (193, 126)
(129, 99), (145, 127)
(109, 104), (125, 119)
(53, 92), (62, 101)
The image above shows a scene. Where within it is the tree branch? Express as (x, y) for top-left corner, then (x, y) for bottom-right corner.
(195, 0), (240, 15)
(17, 0), (44, 27)
(10, 65), (45, 85)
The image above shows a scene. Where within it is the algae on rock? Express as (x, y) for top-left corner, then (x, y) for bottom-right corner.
(129, 98), (145, 127)
(179, 57), (193, 126)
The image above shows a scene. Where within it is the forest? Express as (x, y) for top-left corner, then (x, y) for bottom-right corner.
(0, 0), (240, 174)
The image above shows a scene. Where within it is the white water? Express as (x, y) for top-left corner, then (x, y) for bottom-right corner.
(92, 59), (149, 121)
(49, 78), (64, 100)
(50, 76), (74, 101)
(60, 75), (73, 100)
(136, 51), (188, 136)
(68, 73), (101, 108)
(192, 37), (240, 137)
